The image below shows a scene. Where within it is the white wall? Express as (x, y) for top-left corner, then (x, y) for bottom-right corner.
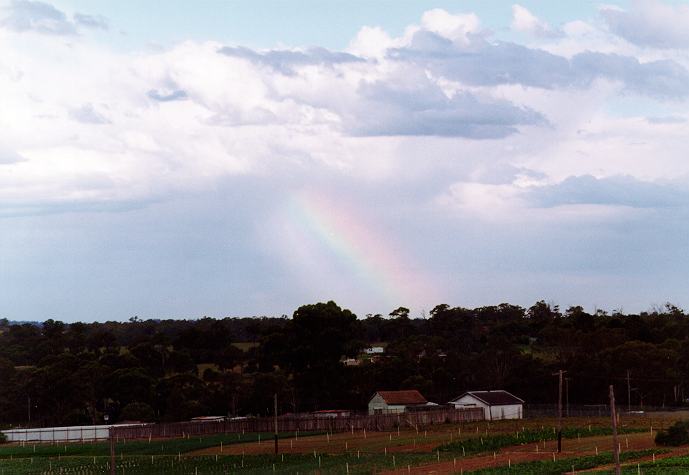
(2, 423), (146, 443)
(450, 395), (522, 420)
(368, 394), (407, 414)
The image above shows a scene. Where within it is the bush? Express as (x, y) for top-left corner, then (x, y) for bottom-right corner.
(655, 420), (689, 446)
(0, 431), (7, 444)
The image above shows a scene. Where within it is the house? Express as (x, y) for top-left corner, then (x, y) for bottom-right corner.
(364, 346), (384, 355)
(368, 390), (429, 414)
(449, 390), (524, 420)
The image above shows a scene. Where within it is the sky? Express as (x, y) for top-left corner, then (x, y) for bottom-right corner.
(1, 0), (689, 322)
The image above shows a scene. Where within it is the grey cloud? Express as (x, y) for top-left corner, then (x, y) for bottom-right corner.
(530, 175), (689, 208)
(350, 81), (545, 139)
(69, 103), (110, 124)
(218, 46), (364, 74)
(74, 13), (107, 30)
(1, 0), (107, 35)
(0, 146), (26, 164)
(571, 52), (689, 100)
(601, 3), (689, 49)
(646, 116), (686, 124)
(1, 0), (76, 34)
(147, 89), (188, 102)
(389, 31), (689, 99)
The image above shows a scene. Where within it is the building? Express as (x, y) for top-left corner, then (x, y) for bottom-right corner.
(364, 346), (384, 355)
(312, 410), (352, 418)
(448, 390), (524, 420)
(368, 390), (429, 414)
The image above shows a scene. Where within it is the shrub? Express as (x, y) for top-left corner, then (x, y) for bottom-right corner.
(0, 431), (7, 444)
(655, 420), (689, 446)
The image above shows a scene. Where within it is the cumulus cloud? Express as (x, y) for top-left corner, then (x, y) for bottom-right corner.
(601, 0), (689, 49)
(390, 31), (689, 99)
(218, 46), (364, 75)
(350, 81), (544, 138)
(68, 103), (110, 124)
(511, 4), (561, 38)
(1, 0), (107, 35)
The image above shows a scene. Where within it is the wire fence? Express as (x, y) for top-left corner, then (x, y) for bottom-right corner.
(110, 407), (485, 440)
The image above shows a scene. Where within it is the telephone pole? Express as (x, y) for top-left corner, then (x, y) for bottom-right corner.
(274, 393), (279, 455)
(565, 377), (570, 417)
(553, 370), (566, 452)
(610, 385), (621, 475)
(626, 370), (631, 413)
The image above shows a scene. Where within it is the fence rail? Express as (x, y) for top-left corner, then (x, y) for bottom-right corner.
(2, 408), (484, 443)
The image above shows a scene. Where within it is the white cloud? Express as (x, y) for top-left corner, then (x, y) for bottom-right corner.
(420, 8), (481, 45)
(511, 4), (561, 38)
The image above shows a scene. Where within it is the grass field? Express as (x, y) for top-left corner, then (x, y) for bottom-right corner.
(0, 414), (684, 474)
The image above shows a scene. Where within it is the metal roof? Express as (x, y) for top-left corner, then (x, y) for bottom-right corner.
(450, 390), (524, 406)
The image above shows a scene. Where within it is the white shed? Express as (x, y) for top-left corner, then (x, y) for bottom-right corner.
(368, 390), (428, 415)
(449, 390), (524, 420)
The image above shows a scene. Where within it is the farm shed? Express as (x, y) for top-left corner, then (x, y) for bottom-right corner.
(449, 390), (524, 420)
(368, 390), (429, 414)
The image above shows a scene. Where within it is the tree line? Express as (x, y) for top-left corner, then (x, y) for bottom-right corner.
(1, 300), (688, 428)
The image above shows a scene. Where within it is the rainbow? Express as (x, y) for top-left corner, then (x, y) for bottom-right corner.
(277, 189), (436, 309)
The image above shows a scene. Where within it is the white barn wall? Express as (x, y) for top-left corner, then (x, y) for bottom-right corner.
(450, 394), (522, 420)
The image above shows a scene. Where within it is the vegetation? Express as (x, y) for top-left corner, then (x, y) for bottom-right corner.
(439, 426), (645, 455)
(2, 300), (689, 426)
(470, 450), (661, 474)
(655, 420), (689, 446)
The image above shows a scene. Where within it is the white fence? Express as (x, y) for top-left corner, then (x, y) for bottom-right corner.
(2, 423), (147, 443)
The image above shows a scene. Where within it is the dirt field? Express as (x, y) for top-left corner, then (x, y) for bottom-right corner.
(189, 415), (683, 473)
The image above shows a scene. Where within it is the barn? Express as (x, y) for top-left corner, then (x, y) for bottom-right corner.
(368, 390), (428, 414)
(448, 390), (524, 420)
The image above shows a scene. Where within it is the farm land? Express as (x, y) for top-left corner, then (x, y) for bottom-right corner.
(3, 414), (689, 474)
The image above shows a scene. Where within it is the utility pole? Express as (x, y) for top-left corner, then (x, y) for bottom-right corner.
(27, 396), (31, 425)
(610, 385), (621, 475)
(274, 393), (279, 455)
(109, 429), (116, 475)
(553, 370), (566, 452)
(626, 370), (631, 413)
(565, 377), (570, 417)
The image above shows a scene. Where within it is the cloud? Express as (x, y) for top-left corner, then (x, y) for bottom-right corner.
(218, 46), (364, 75)
(420, 8), (482, 45)
(68, 103), (110, 124)
(0, 146), (26, 164)
(1, 0), (76, 34)
(350, 81), (545, 138)
(389, 30), (689, 99)
(511, 4), (561, 38)
(73, 13), (108, 30)
(147, 88), (188, 102)
(601, 0), (689, 49)
(530, 175), (689, 208)
(1, 0), (107, 35)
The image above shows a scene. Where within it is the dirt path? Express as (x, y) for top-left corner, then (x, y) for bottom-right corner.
(380, 432), (663, 474)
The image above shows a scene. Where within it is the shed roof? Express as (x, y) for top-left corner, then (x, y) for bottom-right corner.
(450, 390), (524, 406)
(373, 390), (427, 405)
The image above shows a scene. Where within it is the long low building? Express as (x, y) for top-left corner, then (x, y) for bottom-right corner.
(2, 423), (147, 443)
